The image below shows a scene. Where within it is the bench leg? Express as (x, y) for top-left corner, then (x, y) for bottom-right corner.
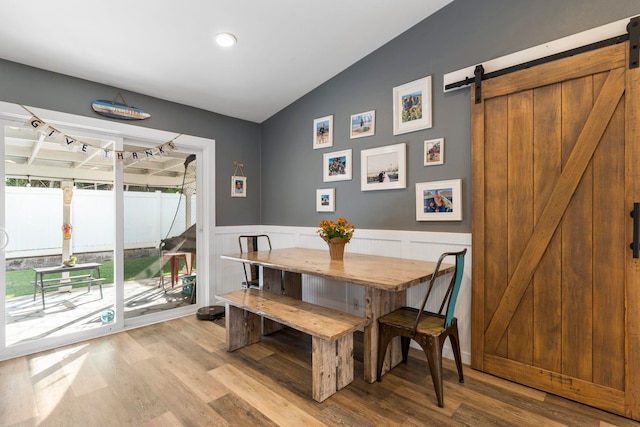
(312, 334), (354, 402)
(225, 305), (261, 351)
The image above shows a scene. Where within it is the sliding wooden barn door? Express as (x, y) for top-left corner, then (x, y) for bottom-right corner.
(471, 41), (640, 420)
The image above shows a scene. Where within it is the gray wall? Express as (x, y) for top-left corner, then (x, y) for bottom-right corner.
(0, 59), (261, 226)
(260, 0), (640, 232)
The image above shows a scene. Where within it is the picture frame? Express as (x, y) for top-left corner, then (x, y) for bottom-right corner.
(313, 115), (333, 149)
(360, 143), (406, 191)
(323, 149), (352, 182)
(316, 188), (336, 212)
(415, 179), (462, 221)
(424, 137), (444, 166)
(350, 110), (375, 139)
(231, 175), (247, 197)
(393, 76), (432, 135)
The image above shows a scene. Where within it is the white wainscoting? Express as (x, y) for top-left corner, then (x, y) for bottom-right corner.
(213, 225), (472, 364)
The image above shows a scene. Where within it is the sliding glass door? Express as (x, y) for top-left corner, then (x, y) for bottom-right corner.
(0, 107), (208, 359)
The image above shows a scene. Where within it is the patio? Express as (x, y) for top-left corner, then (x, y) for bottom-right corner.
(5, 277), (194, 347)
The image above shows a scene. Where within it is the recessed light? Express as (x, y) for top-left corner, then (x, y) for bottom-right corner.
(215, 32), (237, 47)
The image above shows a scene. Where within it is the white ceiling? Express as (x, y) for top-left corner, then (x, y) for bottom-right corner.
(0, 0), (453, 123)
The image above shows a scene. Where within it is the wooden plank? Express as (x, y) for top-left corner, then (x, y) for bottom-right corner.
(335, 334), (354, 390)
(483, 43), (626, 99)
(560, 75), (594, 382)
(532, 82), (563, 373)
(208, 364), (326, 426)
(484, 67), (626, 353)
(483, 95), (509, 358)
(506, 89), (534, 365)
(483, 354), (626, 416)
(221, 248), (453, 292)
(218, 290), (369, 342)
(312, 337), (337, 402)
(591, 71), (626, 390)
(625, 40), (640, 420)
(470, 82), (486, 370)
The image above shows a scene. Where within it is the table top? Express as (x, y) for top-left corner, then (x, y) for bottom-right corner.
(33, 262), (101, 274)
(221, 247), (453, 292)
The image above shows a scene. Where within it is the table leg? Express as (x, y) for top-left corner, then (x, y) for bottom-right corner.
(262, 267), (302, 335)
(363, 287), (406, 383)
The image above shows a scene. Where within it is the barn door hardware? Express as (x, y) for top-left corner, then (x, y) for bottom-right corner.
(474, 65), (484, 104)
(631, 203), (640, 258)
(628, 16), (639, 68)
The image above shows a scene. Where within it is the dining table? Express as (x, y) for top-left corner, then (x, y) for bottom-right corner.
(220, 247), (454, 383)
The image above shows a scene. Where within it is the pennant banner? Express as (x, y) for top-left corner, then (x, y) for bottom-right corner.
(23, 114), (179, 163)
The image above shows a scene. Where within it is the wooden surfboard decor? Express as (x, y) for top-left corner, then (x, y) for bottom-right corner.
(91, 93), (150, 120)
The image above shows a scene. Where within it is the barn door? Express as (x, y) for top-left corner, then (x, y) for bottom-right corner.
(471, 41), (640, 420)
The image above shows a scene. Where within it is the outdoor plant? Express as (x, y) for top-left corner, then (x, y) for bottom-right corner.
(317, 217), (355, 243)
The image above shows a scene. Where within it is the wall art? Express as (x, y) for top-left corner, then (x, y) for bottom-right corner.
(313, 115), (333, 149)
(360, 143), (406, 191)
(323, 149), (352, 182)
(415, 179), (462, 221)
(393, 76), (432, 135)
(316, 188), (336, 212)
(424, 137), (444, 166)
(350, 110), (375, 139)
(231, 175), (247, 197)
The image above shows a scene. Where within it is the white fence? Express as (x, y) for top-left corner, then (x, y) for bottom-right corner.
(5, 187), (196, 259)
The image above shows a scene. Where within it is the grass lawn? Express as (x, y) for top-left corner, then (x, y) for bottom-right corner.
(5, 255), (184, 298)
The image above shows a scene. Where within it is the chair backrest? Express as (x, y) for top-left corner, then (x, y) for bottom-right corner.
(413, 248), (467, 333)
(238, 234), (272, 286)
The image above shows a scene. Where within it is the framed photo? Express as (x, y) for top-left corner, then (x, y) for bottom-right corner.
(393, 76), (432, 135)
(231, 176), (247, 197)
(323, 149), (352, 182)
(313, 115), (333, 149)
(415, 179), (462, 221)
(360, 143), (406, 191)
(350, 110), (375, 139)
(316, 188), (335, 212)
(424, 138), (444, 166)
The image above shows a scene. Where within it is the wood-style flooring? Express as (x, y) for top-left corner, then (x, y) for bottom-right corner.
(1, 315), (638, 426)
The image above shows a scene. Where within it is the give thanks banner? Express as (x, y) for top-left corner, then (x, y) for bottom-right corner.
(23, 111), (179, 164)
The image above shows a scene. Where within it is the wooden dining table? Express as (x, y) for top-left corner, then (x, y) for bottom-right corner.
(221, 247), (454, 383)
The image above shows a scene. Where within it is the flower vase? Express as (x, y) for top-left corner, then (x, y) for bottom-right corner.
(326, 237), (347, 260)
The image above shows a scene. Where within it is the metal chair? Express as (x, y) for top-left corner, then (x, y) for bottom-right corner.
(238, 234), (272, 289)
(376, 248), (467, 407)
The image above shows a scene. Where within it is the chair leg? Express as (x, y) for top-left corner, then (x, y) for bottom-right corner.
(400, 336), (411, 363)
(377, 324), (393, 382)
(421, 336), (445, 408)
(448, 322), (464, 383)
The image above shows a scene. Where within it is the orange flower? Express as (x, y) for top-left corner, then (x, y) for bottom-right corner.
(317, 217), (355, 243)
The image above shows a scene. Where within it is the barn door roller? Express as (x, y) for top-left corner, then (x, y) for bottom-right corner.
(628, 16), (639, 68)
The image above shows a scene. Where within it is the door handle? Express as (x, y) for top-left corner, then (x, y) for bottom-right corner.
(631, 203), (640, 258)
(0, 229), (7, 250)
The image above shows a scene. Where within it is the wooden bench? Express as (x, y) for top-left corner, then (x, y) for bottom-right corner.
(33, 262), (105, 309)
(216, 289), (370, 402)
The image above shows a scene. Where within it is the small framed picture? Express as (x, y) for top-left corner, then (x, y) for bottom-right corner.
(350, 110), (375, 139)
(415, 179), (462, 221)
(323, 149), (352, 182)
(313, 115), (333, 149)
(424, 138), (444, 166)
(360, 143), (406, 191)
(316, 188), (336, 212)
(393, 76), (432, 135)
(231, 176), (247, 197)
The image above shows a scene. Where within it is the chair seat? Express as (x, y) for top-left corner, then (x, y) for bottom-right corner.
(379, 307), (446, 336)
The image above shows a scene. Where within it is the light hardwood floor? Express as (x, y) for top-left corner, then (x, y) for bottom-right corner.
(1, 315), (638, 426)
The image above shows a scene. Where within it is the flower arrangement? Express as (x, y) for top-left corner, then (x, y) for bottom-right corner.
(317, 217), (355, 243)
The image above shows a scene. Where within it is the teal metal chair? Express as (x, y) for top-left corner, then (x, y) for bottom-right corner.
(376, 248), (467, 407)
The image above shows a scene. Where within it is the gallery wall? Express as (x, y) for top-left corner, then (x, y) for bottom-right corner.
(260, 0), (640, 232)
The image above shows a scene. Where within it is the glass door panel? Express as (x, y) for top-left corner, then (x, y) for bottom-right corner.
(4, 125), (116, 346)
(122, 143), (197, 319)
